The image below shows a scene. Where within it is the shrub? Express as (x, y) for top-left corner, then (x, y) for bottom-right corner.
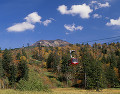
(16, 69), (48, 91)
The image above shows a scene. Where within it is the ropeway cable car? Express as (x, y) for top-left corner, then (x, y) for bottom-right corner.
(69, 50), (78, 65)
(69, 58), (78, 65)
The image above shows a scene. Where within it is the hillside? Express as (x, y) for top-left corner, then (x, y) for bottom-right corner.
(0, 42), (120, 92)
(31, 39), (71, 47)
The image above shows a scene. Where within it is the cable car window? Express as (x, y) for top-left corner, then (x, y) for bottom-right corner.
(72, 58), (77, 62)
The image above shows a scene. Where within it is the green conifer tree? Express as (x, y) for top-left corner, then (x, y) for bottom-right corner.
(17, 59), (29, 82)
(8, 65), (17, 87)
(0, 47), (1, 53)
(82, 51), (106, 90)
(2, 49), (12, 75)
(16, 53), (21, 60)
(105, 66), (118, 87)
(2, 49), (16, 88)
(52, 52), (60, 72)
(22, 49), (27, 58)
(0, 58), (3, 79)
(47, 52), (54, 69)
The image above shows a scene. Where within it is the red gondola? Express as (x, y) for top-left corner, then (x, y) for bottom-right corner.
(69, 50), (78, 65)
(70, 58), (78, 65)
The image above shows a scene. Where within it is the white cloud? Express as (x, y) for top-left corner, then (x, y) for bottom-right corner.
(90, 1), (110, 10)
(98, 2), (110, 8)
(65, 32), (70, 35)
(64, 24), (83, 32)
(43, 20), (51, 26)
(24, 12), (42, 23)
(7, 12), (42, 32)
(106, 17), (120, 26)
(7, 12), (54, 32)
(57, 5), (69, 15)
(91, 1), (97, 4)
(58, 4), (93, 19)
(7, 22), (35, 32)
(64, 24), (75, 31)
(49, 18), (55, 21)
(105, 17), (110, 19)
(93, 14), (102, 18)
(43, 18), (55, 26)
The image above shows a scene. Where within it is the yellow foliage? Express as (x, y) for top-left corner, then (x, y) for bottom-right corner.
(58, 47), (61, 51)
(60, 60), (62, 64)
(20, 56), (27, 61)
(79, 56), (81, 60)
(106, 63), (110, 67)
(44, 52), (49, 59)
(26, 59), (29, 62)
(99, 56), (102, 61)
(43, 62), (47, 67)
(118, 48), (120, 52)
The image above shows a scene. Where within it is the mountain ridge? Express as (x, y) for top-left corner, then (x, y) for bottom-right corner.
(31, 39), (71, 47)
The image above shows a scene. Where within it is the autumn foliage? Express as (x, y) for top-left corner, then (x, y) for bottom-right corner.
(0, 42), (120, 91)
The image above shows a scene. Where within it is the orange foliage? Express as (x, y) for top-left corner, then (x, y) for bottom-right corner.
(77, 80), (82, 84)
(114, 67), (119, 77)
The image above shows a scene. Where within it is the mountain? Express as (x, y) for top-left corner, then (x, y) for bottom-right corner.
(31, 39), (71, 47)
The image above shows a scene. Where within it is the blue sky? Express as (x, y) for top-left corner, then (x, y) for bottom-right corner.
(0, 0), (120, 49)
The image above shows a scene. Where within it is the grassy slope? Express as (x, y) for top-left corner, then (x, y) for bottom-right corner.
(0, 88), (120, 94)
(27, 64), (63, 89)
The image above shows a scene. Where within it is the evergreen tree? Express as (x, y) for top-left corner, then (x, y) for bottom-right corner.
(2, 49), (17, 87)
(61, 53), (72, 85)
(101, 55), (107, 64)
(52, 52), (60, 72)
(116, 42), (120, 48)
(0, 47), (1, 53)
(118, 56), (120, 79)
(17, 59), (29, 82)
(94, 60), (107, 91)
(47, 52), (60, 72)
(82, 51), (106, 90)
(47, 52), (54, 69)
(2, 49), (12, 75)
(0, 58), (3, 78)
(8, 65), (17, 87)
(61, 54), (71, 74)
(105, 66), (118, 87)
(115, 50), (120, 56)
(105, 53), (119, 87)
(16, 53), (21, 60)
(32, 50), (39, 60)
(110, 53), (117, 68)
(0, 58), (4, 89)
(82, 51), (92, 89)
(22, 49), (27, 58)
(102, 48), (107, 54)
(102, 43), (107, 54)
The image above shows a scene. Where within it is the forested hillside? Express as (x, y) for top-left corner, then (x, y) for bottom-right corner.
(0, 42), (120, 91)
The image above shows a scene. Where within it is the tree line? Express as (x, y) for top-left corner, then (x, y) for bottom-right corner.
(0, 42), (120, 91)
(32, 42), (120, 91)
(0, 48), (28, 89)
